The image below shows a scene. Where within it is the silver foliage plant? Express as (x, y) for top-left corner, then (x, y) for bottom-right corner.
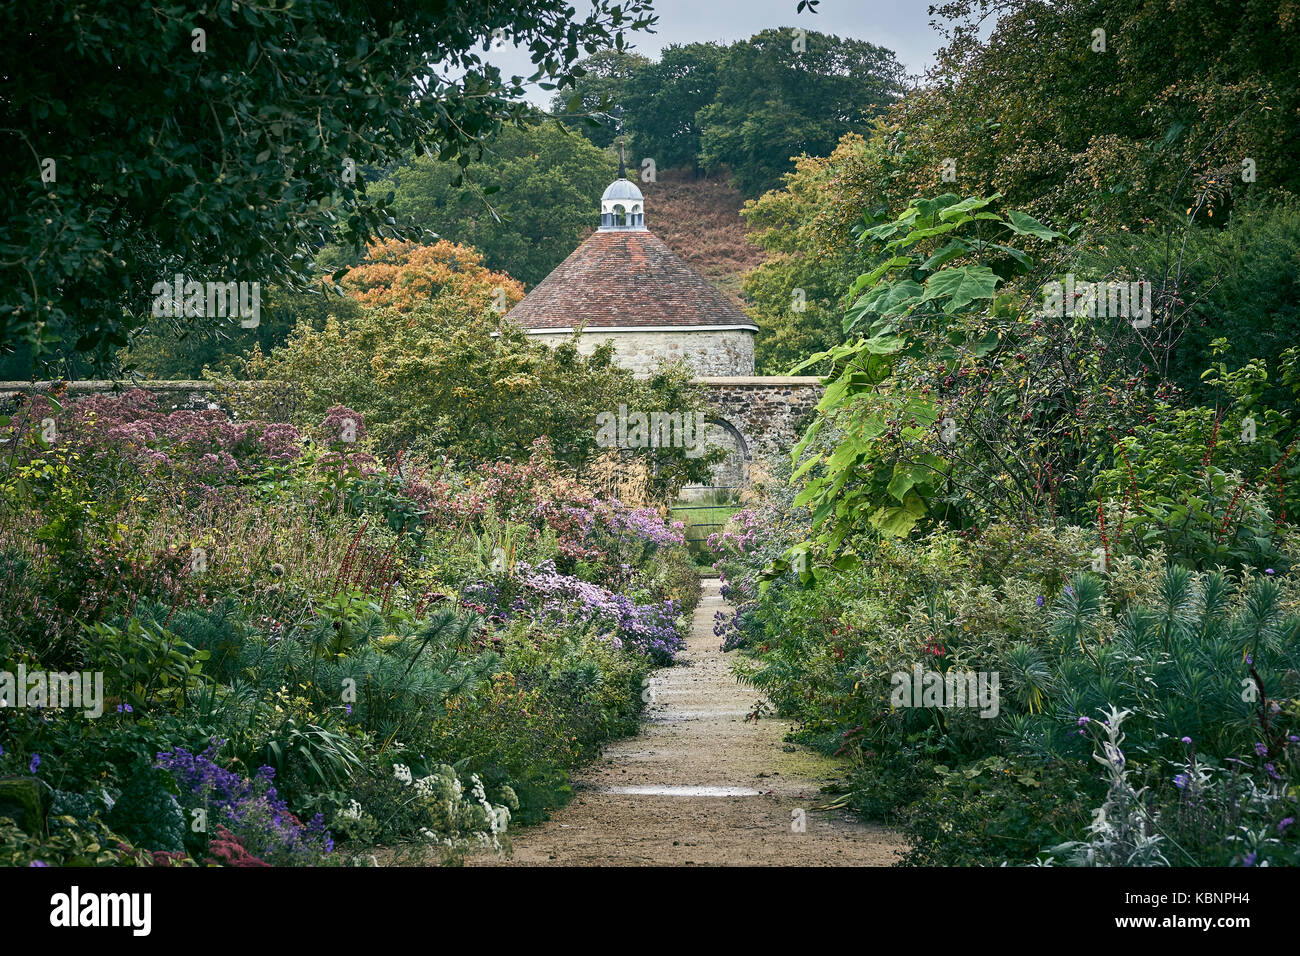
(1046, 706), (1170, 866)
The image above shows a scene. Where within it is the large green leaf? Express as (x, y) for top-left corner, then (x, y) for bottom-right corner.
(920, 265), (1001, 313)
(1006, 210), (1062, 241)
(869, 492), (926, 537)
(853, 256), (910, 291)
(886, 462), (935, 502)
(919, 238), (972, 271)
(887, 220), (959, 250)
(938, 193), (1002, 221)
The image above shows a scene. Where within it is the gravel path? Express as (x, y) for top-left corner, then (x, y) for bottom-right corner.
(472, 578), (903, 866)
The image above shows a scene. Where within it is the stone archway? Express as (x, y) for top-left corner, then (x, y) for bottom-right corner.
(679, 415), (749, 503)
(694, 376), (824, 482)
(704, 414), (750, 489)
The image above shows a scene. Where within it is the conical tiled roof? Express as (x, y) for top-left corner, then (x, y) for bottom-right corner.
(506, 229), (758, 331)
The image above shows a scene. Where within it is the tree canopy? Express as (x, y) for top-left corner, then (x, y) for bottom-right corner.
(697, 29), (906, 195)
(369, 123), (614, 288)
(555, 29), (906, 196)
(0, 0), (655, 376)
(549, 50), (651, 150)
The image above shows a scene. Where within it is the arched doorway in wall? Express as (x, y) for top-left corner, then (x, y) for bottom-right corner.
(673, 415), (751, 559)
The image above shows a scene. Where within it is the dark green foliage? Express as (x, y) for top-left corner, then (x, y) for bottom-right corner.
(108, 285), (364, 382)
(623, 44), (725, 171)
(367, 123), (614, 288)
(1078, 201), (1300, 413)
(550, 50), (651, 150)
(0, 777), (53, 836)
(697, 29), (905, 196)
(106, 767), (186, 854)
(554, 29), (905, 196)
(1, 0), (655, 373)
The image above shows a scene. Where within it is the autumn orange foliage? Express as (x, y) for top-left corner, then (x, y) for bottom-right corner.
(340, 238), (525, 315)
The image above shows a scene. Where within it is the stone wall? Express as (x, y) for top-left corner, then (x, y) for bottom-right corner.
(528, 328), (756, 376)
(0, 375), (825, 490)
(674, 376), (823, 495)
(0, 380), (300, 420)
(697, 376), (823, 464)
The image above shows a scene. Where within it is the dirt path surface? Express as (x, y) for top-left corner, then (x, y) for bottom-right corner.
(472, 578), (903, 866)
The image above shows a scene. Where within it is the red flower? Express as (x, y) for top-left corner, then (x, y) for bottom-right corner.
(205, 827), (270, 867)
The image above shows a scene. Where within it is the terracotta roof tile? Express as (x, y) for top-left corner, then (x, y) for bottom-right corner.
(505, 230), (757, 331)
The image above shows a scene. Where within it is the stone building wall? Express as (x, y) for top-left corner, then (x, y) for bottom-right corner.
(529, 328), (755, 376)
(697, 376), (823, 463)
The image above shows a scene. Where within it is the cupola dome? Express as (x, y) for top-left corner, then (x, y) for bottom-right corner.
(599, 178), (645, 230)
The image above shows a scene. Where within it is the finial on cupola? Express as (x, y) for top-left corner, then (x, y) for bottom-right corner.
(600, 104), (644, 230)
(614, 105), (628, 179)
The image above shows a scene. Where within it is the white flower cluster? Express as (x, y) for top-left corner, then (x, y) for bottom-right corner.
(468, 773), (511, 850)
(415, 771), (460, 802)
(388, 761), (514, 856)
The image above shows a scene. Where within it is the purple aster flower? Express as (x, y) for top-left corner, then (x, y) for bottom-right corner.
(1036, 595), (1045, 607)
(28, 754), (39, 773)
(28, 860), (48, 867)
(1265, 568), (1275, 575)
(1255, 742), (1268, 757)
(1065, 585), (1075, 597)
(1181, 736), (1192, 745)
(1243, 852), (1257, 867)
(1279, 817), (1294, 833)
(1174, 774), (1189, 790)
(1077, 716), (1090, 726)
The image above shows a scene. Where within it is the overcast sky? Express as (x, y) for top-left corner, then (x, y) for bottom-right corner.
(488, 0), (954, 107)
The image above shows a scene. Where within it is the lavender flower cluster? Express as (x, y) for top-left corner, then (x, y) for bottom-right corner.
(705, 509), (762, 555)
(553, 500), (685, 553)
(469, 561), (685, 662)
(610, 507), (686, 548)
(156, 743), (334, 864)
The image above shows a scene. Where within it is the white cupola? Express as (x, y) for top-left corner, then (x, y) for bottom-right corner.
(600, 177), (645, 231)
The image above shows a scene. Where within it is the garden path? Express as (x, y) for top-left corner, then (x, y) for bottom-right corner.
(471, 578), (903, 865)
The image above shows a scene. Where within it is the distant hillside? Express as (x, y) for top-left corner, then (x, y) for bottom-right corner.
(639, 167), (764, 304)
